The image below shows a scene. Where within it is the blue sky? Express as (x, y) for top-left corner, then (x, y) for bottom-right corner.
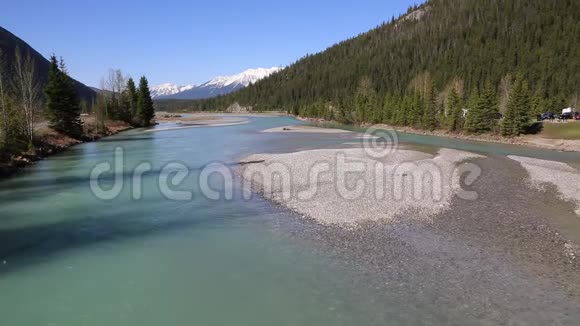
(0, 0), (421, 87)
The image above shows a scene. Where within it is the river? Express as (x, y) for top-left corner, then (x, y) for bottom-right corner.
(1, 116), (579, 325)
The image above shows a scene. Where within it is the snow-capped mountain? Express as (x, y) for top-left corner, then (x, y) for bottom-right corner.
(150, 83), (195, 98)
(158, 67), (282, 100)
(203, 67), (282, 89)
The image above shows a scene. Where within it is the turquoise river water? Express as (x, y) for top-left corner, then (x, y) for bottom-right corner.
(1, 116), (579, 325)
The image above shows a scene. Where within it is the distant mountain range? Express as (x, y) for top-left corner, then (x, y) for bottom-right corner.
(150, 83), (195, 98)
(151, 67), (281, 100)
(0, 26), (96, 102)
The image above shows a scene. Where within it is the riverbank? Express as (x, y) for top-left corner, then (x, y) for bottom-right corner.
(296, 116), (580, 152)
(0, 119), (132, 179)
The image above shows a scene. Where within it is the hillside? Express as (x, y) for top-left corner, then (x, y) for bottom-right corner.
(0, 26), (96, 102)
(190, 0), (579, 121)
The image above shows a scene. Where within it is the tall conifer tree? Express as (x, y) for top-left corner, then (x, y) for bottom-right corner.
(421, 82), (438, 131)
(502, 74), (531, 137)
(137, 76), (155, 127)
(446, 88), (463, 132)
(44, 56), (82, 138)
(126, 78), (138, 124)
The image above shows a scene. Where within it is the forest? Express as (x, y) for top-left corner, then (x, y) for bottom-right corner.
(182, 0), (579, 136)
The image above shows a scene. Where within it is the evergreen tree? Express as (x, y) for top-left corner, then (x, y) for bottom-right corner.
(125, 78), (139, 123)
(502, 97), (519, 137)
(463, 82), (498, 133)
(137, 76), (155, 127)
(407, 91), (424, 127)
(515, 77), (531, 134)
(44, 56), (82, 138)
(446, 88), (463, 132)
(382, 94), (397, 124)
(479, 80), (500, 133)
(354, 77), (377, 124)
(463, 88), (480, 133)
(421, 82), (438, 130)
(117, 91), (131, 123)
(530, 87), (546, 119)
(501, 74), (531, 137)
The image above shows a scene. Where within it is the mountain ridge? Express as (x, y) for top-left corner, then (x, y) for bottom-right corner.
(154, 67), (281, 100)
(0, 26), (96, 102)
(150, 83), (196, 98)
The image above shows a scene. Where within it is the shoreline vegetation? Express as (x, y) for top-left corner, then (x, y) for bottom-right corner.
(296, 116), (580, 152)
(1, 49), (156, 178)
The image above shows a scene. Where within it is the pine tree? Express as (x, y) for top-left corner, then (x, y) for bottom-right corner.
(126, 78), (139, 124)
(501, 74), (531, 137)
(44, 56), (82, 138)
(502, 97), (519, 137)
(480, 80), (499, 132)
(463, 82), (498, 134)
(137, 76), (155, 127)
(44, 56), (61, 128)
(354, 77), (376, 124)
(421, 82), (438, 131)
(530, 87), (545, 120)
(463, 88), (480, 133)
(382, 94), (398, 124)
(515, 77), (531, 134)
(407, 91), (424, 127)
(446, 88), (464, 132)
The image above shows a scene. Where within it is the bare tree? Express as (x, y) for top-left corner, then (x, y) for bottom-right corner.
(105, 69), (125, 100)
(13, 46), (42, 146)
(94, 93), (108, 134)
(408, 71), (433, 98)
(115, 69), (126, 95)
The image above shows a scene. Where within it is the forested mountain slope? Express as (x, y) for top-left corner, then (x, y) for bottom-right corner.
(191, 0), (579, 133)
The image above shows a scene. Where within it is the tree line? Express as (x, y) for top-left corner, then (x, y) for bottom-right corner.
(0, 48), (155, 165)
(92, 68), (155, 133)
(330, 72), (544, 137)
(186, 0), (579, 137)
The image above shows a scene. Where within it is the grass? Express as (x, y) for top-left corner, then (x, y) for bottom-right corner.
(541, 121), (580, 140)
